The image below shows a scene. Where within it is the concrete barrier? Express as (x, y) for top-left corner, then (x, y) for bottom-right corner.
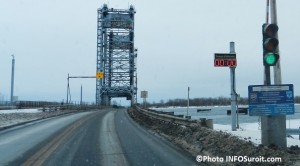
(199, 118), (213, 129)
(205, 119), (214, 129)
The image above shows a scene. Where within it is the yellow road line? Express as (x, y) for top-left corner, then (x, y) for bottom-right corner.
(21, 113), (95, 166)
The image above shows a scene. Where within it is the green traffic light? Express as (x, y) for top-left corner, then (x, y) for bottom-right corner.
(265, 53), (276, 65)
(262, 23), (279, 66)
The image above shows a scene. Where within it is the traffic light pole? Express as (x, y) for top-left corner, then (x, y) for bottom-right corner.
(264, 66), (271, 85)
(271, 0), (282, 84)
(261, 0), (287, 148)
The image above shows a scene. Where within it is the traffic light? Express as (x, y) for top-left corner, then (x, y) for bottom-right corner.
(262, 23), (279, 66)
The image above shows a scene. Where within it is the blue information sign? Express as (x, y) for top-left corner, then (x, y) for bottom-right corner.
(248, 84), (294, 116)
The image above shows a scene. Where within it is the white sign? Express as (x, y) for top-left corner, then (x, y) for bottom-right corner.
(141, 91), (148, 98)
(252, 85), (290, 92)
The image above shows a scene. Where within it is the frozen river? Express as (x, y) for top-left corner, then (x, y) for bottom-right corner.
(153, 104), (300, 125)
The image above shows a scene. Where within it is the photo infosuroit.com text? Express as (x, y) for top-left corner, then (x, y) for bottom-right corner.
(196, 155), (282, 163)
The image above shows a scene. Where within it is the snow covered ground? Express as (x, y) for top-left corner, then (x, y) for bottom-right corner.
(0, 109), (41, 114)
(0, 109), (44, 128)
(0, 109), (80, 128)
(215, 119), (300, 147)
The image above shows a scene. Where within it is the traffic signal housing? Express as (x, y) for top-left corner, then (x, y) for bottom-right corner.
(262, 23), (279, 66)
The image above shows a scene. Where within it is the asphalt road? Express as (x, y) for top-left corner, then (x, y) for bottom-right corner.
(0, 109), (198, 166)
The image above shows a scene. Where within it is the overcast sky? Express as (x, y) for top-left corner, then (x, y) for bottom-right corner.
(1, 0), (300, 104)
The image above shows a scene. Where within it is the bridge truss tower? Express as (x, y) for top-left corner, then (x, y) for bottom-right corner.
(96, 4), (137, 106)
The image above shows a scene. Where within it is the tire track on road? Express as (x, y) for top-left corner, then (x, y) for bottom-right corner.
(21, 112), (96, 166)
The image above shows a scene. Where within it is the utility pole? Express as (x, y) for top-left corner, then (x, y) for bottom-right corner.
(80, 84), (83, 105)
(67, 73), (70, 104)
(10, 55), (15, 104)
(187, 86), (190, 117)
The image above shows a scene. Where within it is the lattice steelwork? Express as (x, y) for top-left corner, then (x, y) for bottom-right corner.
(96, 4), (137, 106)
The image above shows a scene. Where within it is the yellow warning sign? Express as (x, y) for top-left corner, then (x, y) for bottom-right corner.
(96, 72), (104, 79)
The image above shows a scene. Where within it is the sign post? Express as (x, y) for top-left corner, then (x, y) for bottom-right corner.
(141, 91), (148, 108)
(187, 87), (190, 117)
(214, 42), (238, 131)
(229, 42), (237, 131)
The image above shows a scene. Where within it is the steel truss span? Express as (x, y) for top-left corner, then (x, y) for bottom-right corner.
(96, 4), (137, 106)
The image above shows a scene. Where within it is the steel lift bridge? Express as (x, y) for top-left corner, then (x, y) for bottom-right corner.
(96, 4), (137, 106)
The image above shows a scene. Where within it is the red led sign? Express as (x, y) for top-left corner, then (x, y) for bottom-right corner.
(214, 53), (237, 67)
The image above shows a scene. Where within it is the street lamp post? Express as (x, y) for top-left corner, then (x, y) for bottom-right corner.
(10, 55), (15, 104)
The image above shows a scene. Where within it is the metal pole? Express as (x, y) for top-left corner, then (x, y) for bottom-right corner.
(187, 86), (190, 117)
(272, 0), (286, 147)
(131, 85), (134, 106)
(271, 0), (281, 84)
(67, 74), (69, 104)
(135, 50), (138, 106)
(230, 42), (237, 131)
(236, 95), (239, 129)
(266, 0), (270, 23)
(10, 55), (15, 104)
(135, 68), (138, 105)
(80, 84), (83, 105)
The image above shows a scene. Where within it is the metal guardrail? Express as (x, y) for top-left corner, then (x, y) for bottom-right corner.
(41, 105), (71, 112)
(40, 104), (101, 112)
(135, 106), (213, 128)
(0, 106), (17, 110)
(286, 128), (300, 140)
(286, 128), (300, 135)
(136, 106), (300, 137)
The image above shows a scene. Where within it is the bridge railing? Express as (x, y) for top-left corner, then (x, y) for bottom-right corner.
(134, 106), (213, 128)
(41, 104), (72, 112)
